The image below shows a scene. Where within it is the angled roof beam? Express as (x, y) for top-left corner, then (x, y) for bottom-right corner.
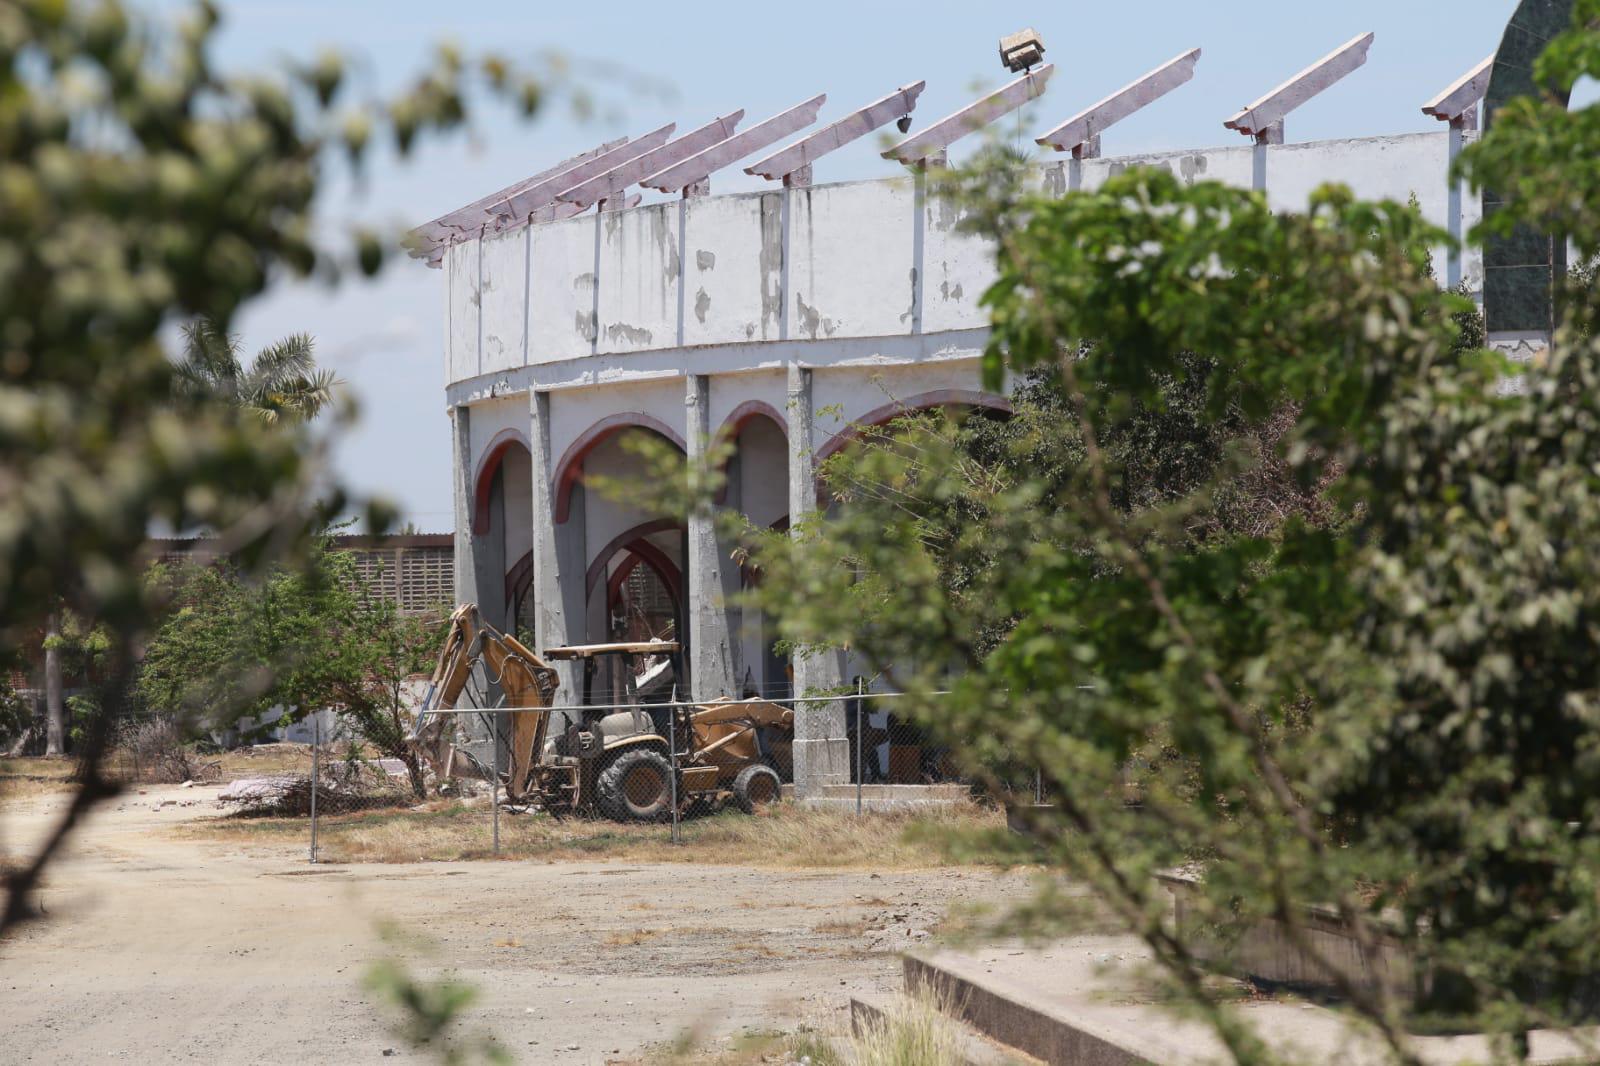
(1422, 54), (1493, 130)
(745, 83), (925, 187)
(642, 94), (827, 196)
(491, 123), (676, 225)
(1224, 32), (1374, 144)
(884, 65), (1054, 166)
(1038, 49), (1200, 158)
(420, 193), (642, 267)
(409, 137), (628, 251)
(558, 112), (745, 209)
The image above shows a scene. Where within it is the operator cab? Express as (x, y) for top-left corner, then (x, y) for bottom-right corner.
(542, 641), (685, 758)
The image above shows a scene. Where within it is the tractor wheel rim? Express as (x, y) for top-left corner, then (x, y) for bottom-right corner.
(626, 766), (666, 808)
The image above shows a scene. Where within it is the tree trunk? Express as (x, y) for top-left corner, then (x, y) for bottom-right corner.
(44, 615), (65, 756)
(403, 751), (426, 799)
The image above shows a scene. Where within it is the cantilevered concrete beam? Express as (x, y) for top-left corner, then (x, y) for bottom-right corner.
(642, 94), (826, 195)
(884, 65), (1055, 166)
(492, 123), (676, 223)
(1425, 56), (1494, 289)
(410, 137), (627, 253)
(1224, 32), (1374, 144)
(746, 83), (925, 187)
(1038, 49), (1200, 156)
(558, 112), (745, 209)
(1423, 55), (1493, 128)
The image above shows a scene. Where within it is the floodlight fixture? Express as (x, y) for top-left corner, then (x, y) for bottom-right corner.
(999, 29), (1045, 74)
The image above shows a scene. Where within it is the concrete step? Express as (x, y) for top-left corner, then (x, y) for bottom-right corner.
(900, 938), (1600, 1066)
(850, 993), (1043, 1066)
(779, 783), (972, 810)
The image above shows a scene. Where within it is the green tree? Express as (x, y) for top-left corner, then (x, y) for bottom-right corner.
(329, 595), (439, 798)
(139, 544), (440, 797)
(175, 321), (338, 423)
(0, 0), (554, 934)
(724, 19), (1600, 1062)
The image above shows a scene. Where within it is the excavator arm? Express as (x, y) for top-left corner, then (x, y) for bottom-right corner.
(408, 604), (561, 801)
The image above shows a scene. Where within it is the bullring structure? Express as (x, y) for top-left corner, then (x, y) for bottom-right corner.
(415, 36), (1499, 796)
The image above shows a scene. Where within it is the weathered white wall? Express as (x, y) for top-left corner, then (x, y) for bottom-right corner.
(682, 192), (784, 347)
(788, 178), (917, 341)
(480, 228), (527, 373)
(529, 214), (595, 364)
(596, 203), (679, 354)
(445, 240), (479, 384)
(446, 130), (1476, 403)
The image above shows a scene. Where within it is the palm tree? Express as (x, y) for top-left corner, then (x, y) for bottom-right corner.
(175, 320), (338, 422)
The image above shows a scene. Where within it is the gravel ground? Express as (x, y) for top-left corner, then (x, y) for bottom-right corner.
(0, 785), (1033, 1065)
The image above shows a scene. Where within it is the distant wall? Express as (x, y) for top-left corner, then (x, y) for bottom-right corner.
(441, 130), (1478, 399)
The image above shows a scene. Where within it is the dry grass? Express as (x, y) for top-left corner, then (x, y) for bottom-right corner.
(604, 928), (666, 947)
(0, 756), (77, 800)
(185, 800), (1014, 869)
(850, 987), (968, 1066)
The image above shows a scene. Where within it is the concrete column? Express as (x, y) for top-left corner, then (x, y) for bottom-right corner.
(450, 405), (481, 609)
(785, 364), (848, 796)
(685, 374), (739, 701)
(44, 613), (64, 756)
(450, 405), (493, 753)
(530, 390), (586, 707)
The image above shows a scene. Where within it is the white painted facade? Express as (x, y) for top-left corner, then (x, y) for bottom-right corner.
(435, 131), (1480, 794)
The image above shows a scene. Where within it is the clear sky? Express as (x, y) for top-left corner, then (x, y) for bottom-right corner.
(141, 0), (1531, 532)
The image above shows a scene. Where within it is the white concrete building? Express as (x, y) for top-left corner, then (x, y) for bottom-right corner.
(421, 73), (1486, 793)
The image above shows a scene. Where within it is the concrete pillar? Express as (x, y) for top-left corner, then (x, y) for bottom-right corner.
(685, 374), (740, 701)
(530, 390), (586, 708)
(44, 613), (64, 756)
(785, 364), (848, 795)
(450, 405), (482, 610)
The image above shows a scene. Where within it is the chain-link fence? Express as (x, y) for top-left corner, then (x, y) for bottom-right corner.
(202, 688), (1056, 864)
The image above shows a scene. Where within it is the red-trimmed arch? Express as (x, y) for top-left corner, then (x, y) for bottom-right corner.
(715, 400), (787, 444)
(553, 413), (687, 524)
(584, 517), (684, 600)
(712, 400), (787, 507)
(604, 540), (683, 615)
(471, 428), (533, 535)
(815, 389), (1012, 463)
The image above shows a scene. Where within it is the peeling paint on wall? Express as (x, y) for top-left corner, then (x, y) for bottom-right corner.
(605, 322), (653, 347)
(696, 250), (716, 271)
(758, 193), (783, 340)
(694, 288), (711, 324)
(1179, 154), (1208, 184)
(575, 310), (597, 343)
(796, 293), (837, 340)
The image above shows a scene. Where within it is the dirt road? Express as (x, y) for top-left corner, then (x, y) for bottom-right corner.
(0, 787), (1028, 1065)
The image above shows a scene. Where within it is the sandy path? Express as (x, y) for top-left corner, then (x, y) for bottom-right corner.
(0, 786), (1022, 1065)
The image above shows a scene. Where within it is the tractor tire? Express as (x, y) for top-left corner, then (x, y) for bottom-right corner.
(597, 748), (674, 822)
(732, 763), (782, 814)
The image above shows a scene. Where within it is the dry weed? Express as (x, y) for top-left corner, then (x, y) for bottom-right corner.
(850, 987), (967, 1066)
(185, 800), (1012, 868)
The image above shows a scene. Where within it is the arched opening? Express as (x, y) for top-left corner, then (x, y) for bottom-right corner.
(714, 406), (791, 699)
(472, 430), (532, 631)
(815, 389), (1013, 465)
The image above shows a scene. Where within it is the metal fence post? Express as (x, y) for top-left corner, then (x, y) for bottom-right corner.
(491, 712), (501, 857)
(668, 685), (681, 845)
(855, 679), (864, 816)
(309, 713), (319, 865)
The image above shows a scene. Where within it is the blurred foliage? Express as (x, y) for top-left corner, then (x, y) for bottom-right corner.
(0, 0), (556, 932)
(138, 538), (441, 795)
(365, 925), (511, 1066)
(714, 10), (1600, 1064)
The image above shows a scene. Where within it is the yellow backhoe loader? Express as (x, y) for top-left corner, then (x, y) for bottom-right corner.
(407, 604), (793, 820)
